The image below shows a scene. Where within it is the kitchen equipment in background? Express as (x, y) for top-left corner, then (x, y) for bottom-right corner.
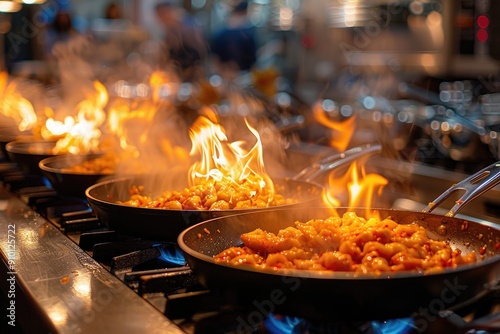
(296, 0), (500, 81)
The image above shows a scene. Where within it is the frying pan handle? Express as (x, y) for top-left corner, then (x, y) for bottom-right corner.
(422, 161), (500, 217)
(291, 143), (382, 182)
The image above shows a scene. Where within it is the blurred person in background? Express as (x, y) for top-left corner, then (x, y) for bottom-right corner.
(41, 10), (82, 64)
(105, 3), (123, 20)
(3, 6), (37, 75)
(155, 1), (208, 81)
(210, 1), (257, 79)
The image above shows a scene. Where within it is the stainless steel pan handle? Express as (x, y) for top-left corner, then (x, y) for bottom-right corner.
(292, 143), (382, 182)
(422, 161), (500, 217)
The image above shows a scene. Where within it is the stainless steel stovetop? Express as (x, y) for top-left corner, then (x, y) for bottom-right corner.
(0, 183), (184, 334)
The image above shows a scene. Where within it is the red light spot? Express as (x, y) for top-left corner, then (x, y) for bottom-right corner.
(477, 29), (488, 43)
(301, 34), (316, 49)
(477, 15), (489, 29)
(479, 245), (487, 255)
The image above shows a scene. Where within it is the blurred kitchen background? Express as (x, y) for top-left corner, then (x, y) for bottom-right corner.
(3, 0), (500, 90)
(2, 0), (500, 176)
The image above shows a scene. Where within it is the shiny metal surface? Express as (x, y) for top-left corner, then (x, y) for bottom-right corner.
(423, 161), (500, 217)
(369, 157), (500, 224)
(0, 185), (184, 334)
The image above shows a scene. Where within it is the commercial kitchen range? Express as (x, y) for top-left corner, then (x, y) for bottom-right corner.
(2, 0), (500, 332)
(0, 124), (499, 334)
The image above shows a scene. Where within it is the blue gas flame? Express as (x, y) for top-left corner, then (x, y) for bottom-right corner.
(264, 314), (303, 334)
(371, 318), (415, 334)
(155, 243), (186, 267)
(263, 314), (416, 334)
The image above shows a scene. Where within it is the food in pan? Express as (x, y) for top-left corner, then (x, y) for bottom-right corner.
(214, 212), (477, 274)
(117, 176), (295, 210)
(63, 153), (118, 174)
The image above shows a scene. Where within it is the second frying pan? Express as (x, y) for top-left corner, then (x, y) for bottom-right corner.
(86, 144), (381, 241)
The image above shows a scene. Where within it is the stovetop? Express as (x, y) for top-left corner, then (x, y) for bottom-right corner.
(0, 158), (499, 334)
(0, 181), (184, 333)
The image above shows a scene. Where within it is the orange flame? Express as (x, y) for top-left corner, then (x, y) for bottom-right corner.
(107, 98), (158, 155)
(188, 115), (274, 202)
(148, 70), (178, 103)
(312, 101), (356, 151)
(323, 160), (388, 218)
(160, 138), (190, 162)
(0, 72), (37, 131)
(43, 81), (108, 154)
(252, 68), (279, 98)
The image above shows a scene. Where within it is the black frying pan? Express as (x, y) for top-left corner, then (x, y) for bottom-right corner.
(177, 162), (500, 321)
(5, 139), (60, 175)
(86, 144), (382, 241)
(39, 153), (116, 198)
(0, 125), (35, 161)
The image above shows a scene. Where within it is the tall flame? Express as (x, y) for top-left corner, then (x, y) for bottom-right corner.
(107, 98), (158, 154)
(188, 114), (274, 202)
(43, 81), (108, 154)
(0, 72), (37, 131)
(312, 101), (357, 151)
(323, 160), (388, 218)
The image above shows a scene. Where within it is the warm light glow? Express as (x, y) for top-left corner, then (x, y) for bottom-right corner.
(72, 273), (91, 298)
(323, 160), (388, 218)
(188, 115), (274, 202)
(426, 11), (444, 46)
(420, 54), (437, 68)
(160, 138), (190, 162)
(312, 101), (357, 151)
(14, 0), (47, 3)
(342, 4), (361, 27)
(0, 72), (38, 131)
(251, 68), (279, 98)
(148, 70), (178, 103)
(47, 302), (68, 326)
(0, 1), (22, 12)
(18, 229), (38, 249)
(43, 81), (108, 154)
(279, 6), (293, 30)
(15, 0), (47, 4)
(107, 97), (158, 154)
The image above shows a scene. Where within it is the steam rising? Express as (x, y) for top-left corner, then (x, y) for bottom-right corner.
(1, 24), (388, 212)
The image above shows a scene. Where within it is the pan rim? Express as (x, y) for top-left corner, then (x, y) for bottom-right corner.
(39, 153), (114, 176)
(5, 139), (59, 155)
(177, 208), (500, 281)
